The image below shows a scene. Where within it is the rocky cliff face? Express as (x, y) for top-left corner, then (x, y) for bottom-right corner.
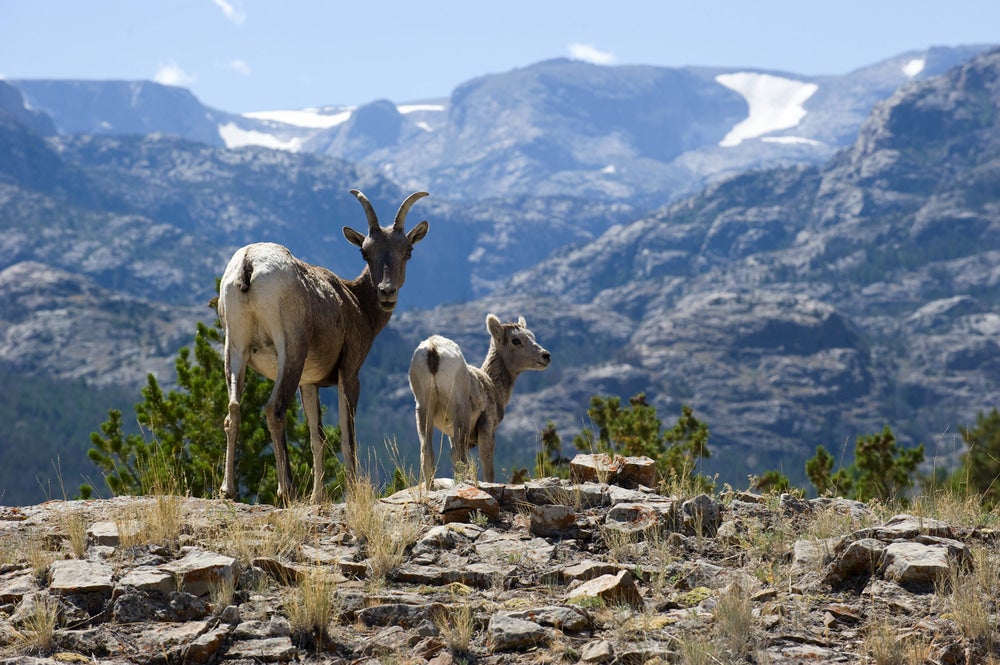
(377, 49), (1000, 484)
(0, 465), (995, 663)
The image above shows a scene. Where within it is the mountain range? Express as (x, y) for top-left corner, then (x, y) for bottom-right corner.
(1, 44), (998, 504)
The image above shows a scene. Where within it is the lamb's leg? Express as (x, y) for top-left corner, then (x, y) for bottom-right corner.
(479, 431), (496, 484)
(450, 417), (472, 483)
(299, 384), (326, 503)
(221, 335), (247, 500)
(415, 389), (438, 490)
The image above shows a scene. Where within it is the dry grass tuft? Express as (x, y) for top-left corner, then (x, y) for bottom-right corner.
(62, 512), (89, 559)
(217, 502), (313, 567)
(434, 604), (476, 657)
(13, 594), (60, 654)
(713, 584), (757, 659)
(936, 545), (999, 655)
(599, 524), (640, 564)
(344, 475), (421, 590)
(863, 619), (938, 665)
(286, 568), (336, 642)
(676, 634), (718, 665)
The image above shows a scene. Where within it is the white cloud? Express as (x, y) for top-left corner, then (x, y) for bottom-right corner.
(568, 43), (616, 65)
(226, 58), (252, 76)
(154, 61), (196, 87)
(212, 0), (246, 24)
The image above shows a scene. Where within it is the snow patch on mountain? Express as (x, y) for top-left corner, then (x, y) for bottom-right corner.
(243, 108), (352, 128)
(902, 58), (926, 77)
(217, 123), (305, 151)
(762, 135), (822, 147)
(715, 73), (818, 147)
(397, 104), (446, 114)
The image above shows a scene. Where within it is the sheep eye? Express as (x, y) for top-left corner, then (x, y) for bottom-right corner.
(512, 338), (522, 346)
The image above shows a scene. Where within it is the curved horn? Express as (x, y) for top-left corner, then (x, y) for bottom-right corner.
(393, 191), (429, 231)
(351, 189), (379, 231)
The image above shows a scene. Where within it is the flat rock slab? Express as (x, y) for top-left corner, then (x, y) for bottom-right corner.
(225, 636), (299, 662)
(160, 549), (238, 597)
(116, 566), (174, 596)
(487, 613), (551, 652)
(49, 559), (113, 596)
(882, 541), (953, 589)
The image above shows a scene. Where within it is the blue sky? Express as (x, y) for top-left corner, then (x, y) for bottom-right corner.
(2, 0), (998, 113)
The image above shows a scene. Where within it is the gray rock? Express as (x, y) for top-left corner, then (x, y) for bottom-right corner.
(579, 638), (615, 663)
(487, 613), (551, 652)
(160, 548), (239, 597)
(225, 636), (299, 662)
(48, 559), (113, 596)
(506, 605), (592, 633)
(567, 570), (643, 610)
(881, 541), (954, 590)
(529, 504), (576, 536)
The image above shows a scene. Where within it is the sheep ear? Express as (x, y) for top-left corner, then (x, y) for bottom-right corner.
(517, 316), (527, 328)
(407, 220), (429, 245)
(343, 226), (366, 248)
(487, 314), (503, 338)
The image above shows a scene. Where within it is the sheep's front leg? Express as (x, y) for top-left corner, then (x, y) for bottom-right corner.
(339, 370), (361, 486)
(300, 384), (326, 503)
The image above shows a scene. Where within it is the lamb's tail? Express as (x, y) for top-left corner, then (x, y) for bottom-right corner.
(238, 254), (254, 293)
(426, 344), (440, 375)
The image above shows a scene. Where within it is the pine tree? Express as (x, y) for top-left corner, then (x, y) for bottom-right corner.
(958, 408), (1000, 506)
(572, 393), (712, 491)
(805, 425), (922, 502)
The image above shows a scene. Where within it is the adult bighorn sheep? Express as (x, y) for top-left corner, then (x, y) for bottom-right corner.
(218, 189), (429, 503)
(408, 314), (551, 488)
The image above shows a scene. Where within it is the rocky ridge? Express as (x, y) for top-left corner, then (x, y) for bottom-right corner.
(1, 456), (997, 664)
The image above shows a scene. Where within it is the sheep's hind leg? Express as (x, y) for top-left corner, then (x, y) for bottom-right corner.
(300, 384), (327, 503)
(266, 344), (305, 504)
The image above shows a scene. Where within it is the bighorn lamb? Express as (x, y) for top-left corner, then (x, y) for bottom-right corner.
(409, 314), (551, 488)
(218, 189), (429, 502)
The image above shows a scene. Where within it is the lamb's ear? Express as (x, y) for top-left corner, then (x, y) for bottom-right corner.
(487, 313), (504, 339)
(343, 226), (366, 248)
(517, 316), (527, 328)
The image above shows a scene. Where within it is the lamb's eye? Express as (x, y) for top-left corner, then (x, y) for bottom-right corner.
(512, 338), (522, 346)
